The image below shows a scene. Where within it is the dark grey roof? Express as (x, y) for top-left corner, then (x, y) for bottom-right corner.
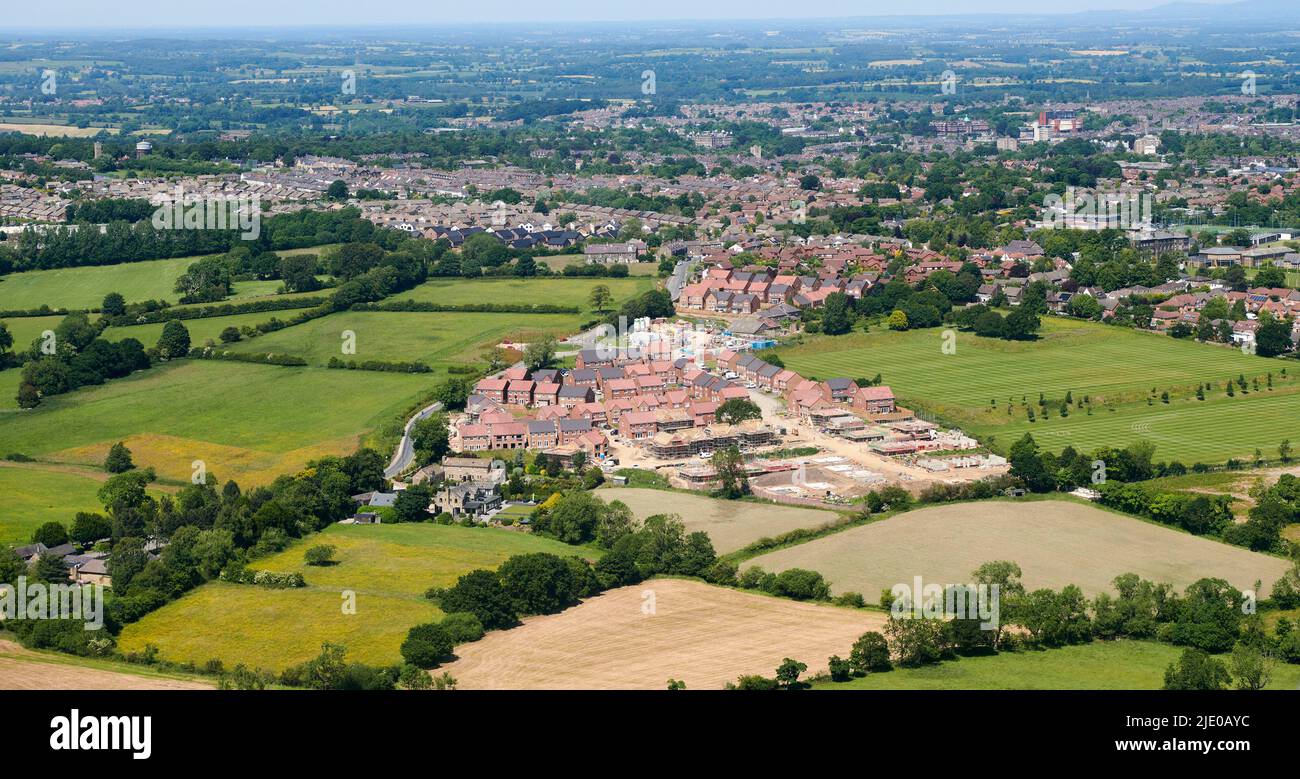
(14, 543), (47, 559)
(368, 492), (398, 508)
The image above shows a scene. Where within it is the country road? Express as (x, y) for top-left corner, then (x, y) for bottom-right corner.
(384, 400), (444, 479)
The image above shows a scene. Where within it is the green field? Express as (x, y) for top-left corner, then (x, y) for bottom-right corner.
(814, 640), (1300, 690)
(118, 522), (593, 670)
(102, 311), (286, 351)
(777, 317), (1298, 463)
(226, 309), (580, 369)
(0, 316), (65, 410)
(0, 360), (430, 485)
(0, 465), (109, 547)
(0, 315), (66, 350)
(0, 257), (199, 310)
(0, 246), (331, 310)
(399, 276), (655, 314)
(0, 368), (21, 411)
(811, 637), (1300, 691)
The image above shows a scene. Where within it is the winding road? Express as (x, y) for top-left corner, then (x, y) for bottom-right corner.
(384, 400), (444, 479)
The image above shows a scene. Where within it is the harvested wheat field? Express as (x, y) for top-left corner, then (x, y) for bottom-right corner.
(0, 641), (211, 690)
(746, 500), (1291, 598)
(603, 487), (844, 553)
(441, 579), (885, 690)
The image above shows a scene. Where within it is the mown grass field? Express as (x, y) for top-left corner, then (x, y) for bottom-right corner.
(226, 309), (581, 369)
(101, 311), (285, 351)
(0, 360), (431, 486)
(814, 640), (1300, 690)
(745, 499), (1291, 598)
(118, 523), (592, 671)
(399, 276), (655, 315)
(0, 257), (199, 310)
(0, 246), (332, 310)
(777, 317), (1298, 463)
(0, 464), (110, 547)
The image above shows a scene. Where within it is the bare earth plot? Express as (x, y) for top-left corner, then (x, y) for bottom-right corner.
(0, 641), (211, 690)
(603, 487), (844, 553)
(745, 500), (1291, 598)
(441, 579), (885, 690)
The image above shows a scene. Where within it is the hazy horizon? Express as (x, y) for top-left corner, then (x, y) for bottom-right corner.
(2, 0), (1242, 32)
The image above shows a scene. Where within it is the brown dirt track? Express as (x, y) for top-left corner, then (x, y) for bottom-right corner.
(0, 641), (212, 690)
(440, 579), (885, 689)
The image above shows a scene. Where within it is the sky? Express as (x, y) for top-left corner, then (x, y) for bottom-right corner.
(4, 0), (1218, 30)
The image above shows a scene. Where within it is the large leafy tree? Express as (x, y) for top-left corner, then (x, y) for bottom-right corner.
(411, 413), (451, 465)
(716, 398), (761, 425)
(1162, 648), (1230, 690)
(711, 446), (748, 499)
(155, 320), (191, 359)
(821, 291), (856, 335)
(437, 569), (518, 630)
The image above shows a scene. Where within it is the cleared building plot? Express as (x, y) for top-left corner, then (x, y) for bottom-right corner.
(442, 579), (886, 690)
(746, 500), (1291, 598)
(602, 487), (845, 553)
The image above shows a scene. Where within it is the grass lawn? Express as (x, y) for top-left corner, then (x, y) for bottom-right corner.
(776, 317), (1299, 463)
(0, 359), (432, 486)
(0, 245), (336, 311)
(495, 503), (538, 524)
(814, 640), (1300, 690)
(118, 522), (594, 671)
(0, 464), (109, 547)
(399, 276), (655, 316)
(225, 309), (579, 368)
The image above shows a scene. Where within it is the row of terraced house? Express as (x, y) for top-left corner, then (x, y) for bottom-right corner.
(715, 349), (899, 420)
(459, 352), (779, 461)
